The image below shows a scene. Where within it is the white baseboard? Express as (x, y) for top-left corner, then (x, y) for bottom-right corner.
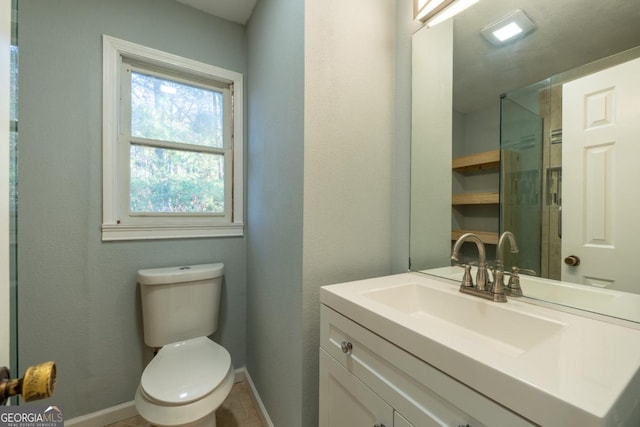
(65, 367), (273, 427)
(65, 401), (137, 427)
(233, 367), (274, 427)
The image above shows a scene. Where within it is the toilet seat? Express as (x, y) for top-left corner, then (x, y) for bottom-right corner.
(141, 336), (232, 404)
(135, 364), (234, 427)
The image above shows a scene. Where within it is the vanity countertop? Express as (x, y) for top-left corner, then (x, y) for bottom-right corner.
(320, 272), (640, 427)
(423, 265), (640, 323)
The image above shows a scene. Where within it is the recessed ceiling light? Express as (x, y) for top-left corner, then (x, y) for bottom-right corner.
(493, 22), (523, 41)
(481, 9), (536, 46)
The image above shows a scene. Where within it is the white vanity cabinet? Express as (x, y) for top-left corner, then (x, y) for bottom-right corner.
(319, 305), (534, 427)
(321, 273), (640, 426)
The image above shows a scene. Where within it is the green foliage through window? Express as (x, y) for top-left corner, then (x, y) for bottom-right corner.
(131, 71), (224, 148)
(127, 70), (226, 214)
(130, 145), (224, 214)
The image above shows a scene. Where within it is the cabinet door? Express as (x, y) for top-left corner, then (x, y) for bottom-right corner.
(319, 349), (393, 427)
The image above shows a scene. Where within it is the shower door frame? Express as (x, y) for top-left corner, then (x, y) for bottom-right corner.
(1, 0), (11, 370)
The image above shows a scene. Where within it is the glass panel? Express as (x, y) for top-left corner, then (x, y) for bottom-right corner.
(10, 0), (19, 388)
(500, 96), (544, 274)
(130, 145), (224, 214)
(130, 71), (224, 148)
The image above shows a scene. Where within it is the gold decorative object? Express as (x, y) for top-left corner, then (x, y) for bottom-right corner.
(0, 361), (57, 403)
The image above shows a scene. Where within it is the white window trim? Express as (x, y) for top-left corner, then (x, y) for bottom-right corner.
(102, 35), (244, 241)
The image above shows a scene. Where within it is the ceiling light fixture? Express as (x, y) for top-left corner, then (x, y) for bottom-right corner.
(414, 0), (480, 27)
(481, 9), (536, 46)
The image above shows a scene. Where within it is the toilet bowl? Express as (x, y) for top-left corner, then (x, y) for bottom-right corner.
(135, 337), (234, 427)
(135, 264), (232, 427)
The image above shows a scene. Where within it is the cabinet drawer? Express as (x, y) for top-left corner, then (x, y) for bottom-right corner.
(320, 304), (534, 427)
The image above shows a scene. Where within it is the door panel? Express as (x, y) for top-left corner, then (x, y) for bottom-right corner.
(562, 57), (640, 291)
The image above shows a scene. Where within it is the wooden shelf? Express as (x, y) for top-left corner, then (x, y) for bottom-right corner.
(451, 229), (499, 245)
(452, 149), (500, 172)
(451, 150), (500, 246)
(452, 192), (499, 205)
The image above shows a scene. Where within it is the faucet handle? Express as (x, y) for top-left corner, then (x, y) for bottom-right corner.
(505, 266), (536, 296)
(461, 264), (473, 287)
(453, 263), (474, 287)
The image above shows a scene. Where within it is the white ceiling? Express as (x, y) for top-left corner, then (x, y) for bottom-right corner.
(176, 0), (257, 24)
(173, 0), (640, 113)
(452, 0), (640, 112)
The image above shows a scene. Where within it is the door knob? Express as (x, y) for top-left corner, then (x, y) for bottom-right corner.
(341, 341), (353, 354)
(564, 255), (581, 266)
(0, 361), (57, 405)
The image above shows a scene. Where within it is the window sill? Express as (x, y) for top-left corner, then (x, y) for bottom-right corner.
(101, 223), (244, 241)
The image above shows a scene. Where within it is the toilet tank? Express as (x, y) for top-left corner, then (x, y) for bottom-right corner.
(138, 263), (224, 348)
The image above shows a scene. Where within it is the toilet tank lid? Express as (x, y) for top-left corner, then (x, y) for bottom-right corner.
(137, 263), (224, 286)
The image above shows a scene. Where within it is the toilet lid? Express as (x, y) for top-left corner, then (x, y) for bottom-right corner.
(141, 336), (231, 404)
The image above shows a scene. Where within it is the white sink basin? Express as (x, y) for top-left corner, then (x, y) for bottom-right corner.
(320, 272), (640, 427)
(362, 283), (565, 354)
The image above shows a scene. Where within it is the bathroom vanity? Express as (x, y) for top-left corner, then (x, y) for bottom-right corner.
(319, 273), (640, 427)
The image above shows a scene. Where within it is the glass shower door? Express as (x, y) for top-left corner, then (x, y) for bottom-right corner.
(500, 97), (543, 273)
(9, 0), (18, 385)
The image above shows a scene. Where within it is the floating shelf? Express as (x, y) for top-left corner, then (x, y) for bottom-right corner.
(452, 149), (500, 172)
(451, 229), (499, 245)
(451, 149), (500, 246)
(452, 192), (499, 205)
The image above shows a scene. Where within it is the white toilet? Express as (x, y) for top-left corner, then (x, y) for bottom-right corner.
(135, 263), (234, 427)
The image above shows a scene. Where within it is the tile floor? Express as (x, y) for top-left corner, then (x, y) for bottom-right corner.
(106, 381), (266, 427)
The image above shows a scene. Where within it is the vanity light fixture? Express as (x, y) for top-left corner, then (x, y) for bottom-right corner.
(414, 0), (480, 27)
(481, 9), (536, 46)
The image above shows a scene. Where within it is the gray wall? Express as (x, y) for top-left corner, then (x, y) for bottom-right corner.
(394, 0), (424, 274)
(18, 0), (247, 418)
(17, 0), (417, 424)
(245, 0), (305, 425)
(246, 0), (400, 425)
(410, 21), (454, 271)
(302, 0), (395, 425)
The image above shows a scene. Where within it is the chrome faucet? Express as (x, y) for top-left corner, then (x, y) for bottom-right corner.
(494, 231), (519, 297)
(451, 232), (489, 290)
(451, 233), (509, 302)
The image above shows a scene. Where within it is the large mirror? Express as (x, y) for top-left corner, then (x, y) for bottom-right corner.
(411, 0), (640, 323)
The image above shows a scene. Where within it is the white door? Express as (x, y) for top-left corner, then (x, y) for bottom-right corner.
(1, 0), (12, 370)
(562, 57), (640, 291)
(319, 349), (393, 427)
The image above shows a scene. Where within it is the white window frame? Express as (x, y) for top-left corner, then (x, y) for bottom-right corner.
(102, 35), (244, 241)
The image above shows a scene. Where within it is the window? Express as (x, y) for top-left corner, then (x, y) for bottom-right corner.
(102, 36), (243, 240)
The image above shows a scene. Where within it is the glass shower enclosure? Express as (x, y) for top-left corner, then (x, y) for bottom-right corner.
(499, 96), (543, 274)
